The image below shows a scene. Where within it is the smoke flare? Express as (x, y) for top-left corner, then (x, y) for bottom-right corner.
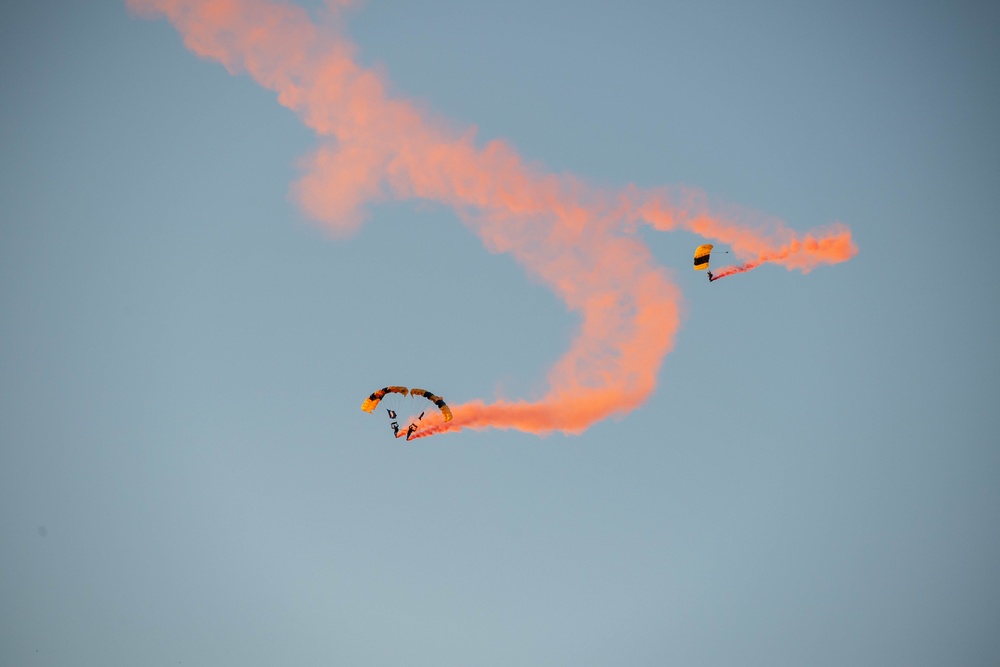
(128, 0), (858, 438)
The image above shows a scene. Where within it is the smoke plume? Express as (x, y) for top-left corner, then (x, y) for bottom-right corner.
(128, 0), (858, 438)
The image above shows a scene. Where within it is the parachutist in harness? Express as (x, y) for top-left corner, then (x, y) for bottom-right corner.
(707, 270), (714, 282)
(403, 412), (426, 440)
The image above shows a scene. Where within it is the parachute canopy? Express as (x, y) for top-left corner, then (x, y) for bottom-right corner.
(361, 386), (409, 413)
(694, 244), (713, 271)
(408, 388), (453, 422)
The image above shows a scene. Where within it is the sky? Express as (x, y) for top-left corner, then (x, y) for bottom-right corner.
(1, 1), (998, 665)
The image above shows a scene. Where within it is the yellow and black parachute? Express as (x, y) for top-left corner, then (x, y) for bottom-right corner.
(408, 388), (453, 422)
(361, 385), (452, 440)
(361, 386), (410, 413)
(693, 244), (714, 271)
(694, 244), (729, 282)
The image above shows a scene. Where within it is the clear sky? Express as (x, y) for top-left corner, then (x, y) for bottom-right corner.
(2, 1), (998, 665)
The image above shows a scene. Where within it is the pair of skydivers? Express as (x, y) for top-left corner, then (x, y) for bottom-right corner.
(387, 409), (423, 440)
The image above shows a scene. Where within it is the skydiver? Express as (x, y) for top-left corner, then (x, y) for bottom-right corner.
(405, 423), (419, 440)
(391, 421), (400, 436)
(386, 409), (397, 419)
(707, 270), (714, 282)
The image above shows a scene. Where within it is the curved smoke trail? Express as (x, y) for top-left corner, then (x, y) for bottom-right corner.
(127, 0), (858, 438)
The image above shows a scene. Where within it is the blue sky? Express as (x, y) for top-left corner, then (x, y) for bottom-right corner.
(2, 1), (998, 665)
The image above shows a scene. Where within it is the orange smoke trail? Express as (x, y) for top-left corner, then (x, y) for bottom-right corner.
(700, 223), (857, 282)
(128, 0), (858, 438)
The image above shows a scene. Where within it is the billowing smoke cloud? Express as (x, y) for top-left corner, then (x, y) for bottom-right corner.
(128, 0), (858, 438)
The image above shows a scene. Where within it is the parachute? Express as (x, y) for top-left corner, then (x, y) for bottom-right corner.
(361, 385), (452, 440)
(408, 388), (453, 422)
(361, 386), (409, 413)
(694, 244), (729, 282)
(693, 244), (713, 271)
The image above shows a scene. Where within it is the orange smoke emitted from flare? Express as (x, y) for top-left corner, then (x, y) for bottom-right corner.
(704, 223), (857, 282)
(128, 0), (858, 438)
